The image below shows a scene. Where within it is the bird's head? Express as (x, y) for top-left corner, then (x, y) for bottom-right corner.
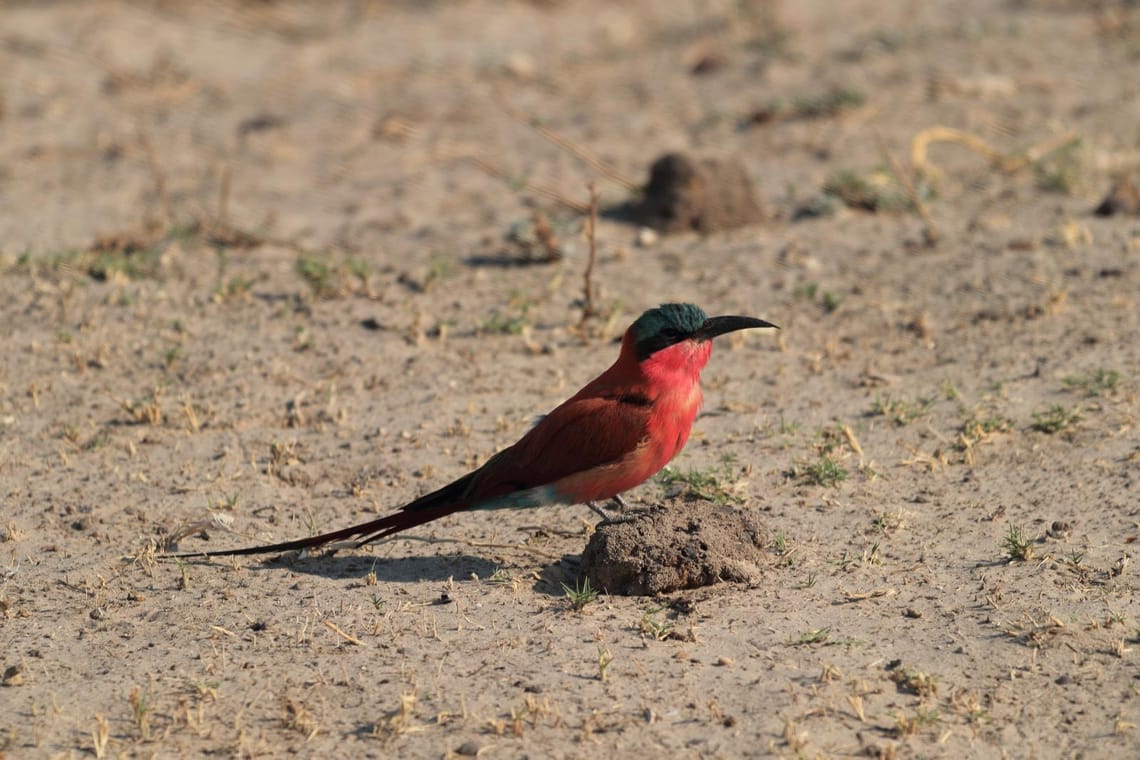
(628, 303), (778, 363)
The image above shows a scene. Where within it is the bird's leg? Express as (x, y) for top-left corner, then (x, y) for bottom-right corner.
(587, 493), (631, 521)
(586, 501), (610, 520)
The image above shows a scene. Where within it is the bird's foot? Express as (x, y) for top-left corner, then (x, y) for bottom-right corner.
(597, 507), (659, 526)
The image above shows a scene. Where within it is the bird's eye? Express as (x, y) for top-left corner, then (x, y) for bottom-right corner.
(661, 327), (684, 340)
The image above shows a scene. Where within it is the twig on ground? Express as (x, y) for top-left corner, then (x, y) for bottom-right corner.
(323, 619), (364, 646)
(495, 92), (639, 191)
(580, 183), (600, 325)
(911, 126), (1080, 176)
(466, 156), (589, 213)
(138, 128), (172, 232)
(878, 135), (939, 245)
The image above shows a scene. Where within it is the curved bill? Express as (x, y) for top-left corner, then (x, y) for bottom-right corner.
(694, 315), (779, 341)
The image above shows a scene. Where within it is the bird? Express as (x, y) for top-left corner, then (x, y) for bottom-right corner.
(171, 303), (777, 558)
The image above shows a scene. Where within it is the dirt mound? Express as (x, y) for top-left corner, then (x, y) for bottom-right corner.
(581, 501), (768, 595)
(633, 152), (764, 233)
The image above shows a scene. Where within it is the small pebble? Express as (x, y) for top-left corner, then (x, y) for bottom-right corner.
(456, 740), (481, 756)
(636, 227), (658, 247)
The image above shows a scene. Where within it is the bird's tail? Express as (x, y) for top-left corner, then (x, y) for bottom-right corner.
(166, 475), (561, 559)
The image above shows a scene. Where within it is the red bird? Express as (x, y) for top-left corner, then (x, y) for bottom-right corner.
(174, 303), (776, 557)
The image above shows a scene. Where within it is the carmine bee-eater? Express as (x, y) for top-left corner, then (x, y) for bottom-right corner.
(174, 303), (776, 557)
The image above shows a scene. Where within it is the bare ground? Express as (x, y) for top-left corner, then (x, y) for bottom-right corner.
(1, 1), (1138, 757)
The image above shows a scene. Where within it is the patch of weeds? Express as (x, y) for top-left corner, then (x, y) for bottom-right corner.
(778, 416), (801, 435)
(487, 568), (522, 594)
(838, 543), (882, 571)
(794, 572), (817, 590)
(1002, 524), (1034, 561)
(869, 394), (935, 426)
(794, 87), (866, 118)
(1030, 403), (1081, 434)
(213, 274), (255, 303)
(596, 645), (614, 681)
(479, 305), (531, 335)
(92, 713), (110, 758)
(749, 87), (865, 124)
(889, 667), (938, 698)
(957, 409), (1013, 461)
(1003, 612), (1067, 649)
(119, 388), (164, 425)
(822, 169), (912, 212)
(772, 532), (799, 568)
(656, 456), (744, 504)
(949, 689), (990, 726)
(86, 237), (164, 282)
(561, 577), (598, 612)
(292, 325), (312, 353)
(1062, 368), (1119, 397)
(421, 255), (455, 291)
(371, 691), (418, 740)
(795, 456), (848, 487)
(281, 696), (321, 740)
(296, 252), (339, 298)
(863, 542), (882, 565)
(872, 509), (906, 535)
(84, 432), (110, 452)
(789, 627), (831, 645)
(791, 282), (842, 313)
(129, 683), (153, 740)
(639, 606), (674, 641)
(813, 424), (848, 456)
(893, 707), (941, 737)
(1035, 140), (1083, 194)
(346, 258), (371, 289)
(162, 343), (182, 369)
(958, 410), (1012, 443)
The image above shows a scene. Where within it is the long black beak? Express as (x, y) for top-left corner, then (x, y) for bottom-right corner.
(694, 315), (779, 341)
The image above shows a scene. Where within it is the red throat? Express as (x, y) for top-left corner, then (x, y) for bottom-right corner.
(639, 338), (713, 386)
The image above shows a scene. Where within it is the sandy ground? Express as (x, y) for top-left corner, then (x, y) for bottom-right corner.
(2, 1), (1139, 757)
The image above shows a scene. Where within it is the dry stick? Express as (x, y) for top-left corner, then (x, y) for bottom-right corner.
(878, 136), (940, 245)
(495, 92), (640, 191)
(910, 127), (1005, 174)
(580, 183), (600, 325)
(322, 619), (364, 646)
(466, 156), (589, 213)
(137, 129), (173, 233)
(217, 164), (232, 228)
(910, 126), (1080, 176)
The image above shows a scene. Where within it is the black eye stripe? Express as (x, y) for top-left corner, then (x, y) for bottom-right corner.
(635, 329), (691, 361)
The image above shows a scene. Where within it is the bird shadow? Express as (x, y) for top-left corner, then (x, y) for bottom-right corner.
(182, 552), (500, 584)
(172, 541), (591, 593)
